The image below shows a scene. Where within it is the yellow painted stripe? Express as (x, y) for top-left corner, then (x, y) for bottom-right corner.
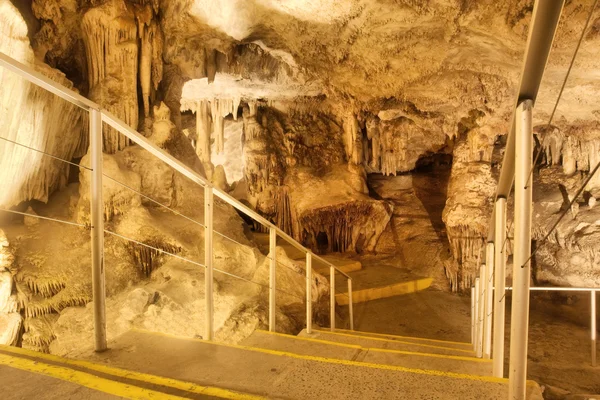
(133, 329), (506, 384)
(256, 330), (362, 349)
(313, 329), (474, 353)
(257, 330), (488, 363)
(0, 353), (186, 400)
(336, 277), (433, 305)
(333, 328), (472, 347)
(366, 347), (491, 363)
(0, 345), (265, 400)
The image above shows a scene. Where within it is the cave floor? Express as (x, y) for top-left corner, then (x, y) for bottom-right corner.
(335, 288), (599, 398)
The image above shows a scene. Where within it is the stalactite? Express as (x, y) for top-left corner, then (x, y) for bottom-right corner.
(444, 224), (485, 291)
(22, 315), (57, 353)
(275, 186), (294, 234)
(538, 128), (600, 190)
(195, 100), (212, 164)
(81, 0), (139, 153)
(127, 240), (182, 277)
(233, 96), (242, 120)
(295, 201), (391, 254)
(343, 113), (363, 164)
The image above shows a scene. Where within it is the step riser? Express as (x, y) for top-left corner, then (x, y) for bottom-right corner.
(305, 331), (476, 357)
(332, 328), (473, 350)
(245, 331), (490, 377)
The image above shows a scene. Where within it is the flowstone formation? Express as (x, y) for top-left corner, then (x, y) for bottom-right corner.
(0, 0), (86, 208)
(442, 121), (497, 291)
(239, 102), (393, 254)
(529, 125), (600, 288)
(2, 0), (600, 322)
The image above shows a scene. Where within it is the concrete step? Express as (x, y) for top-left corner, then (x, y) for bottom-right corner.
(336, 277), (433, 305)
(0, 344), (258, 399)
(301, 329), (478, 357)
(76, 329), (543, 400)
(331, 328), (473, 350)
(243, 330), (492, 377)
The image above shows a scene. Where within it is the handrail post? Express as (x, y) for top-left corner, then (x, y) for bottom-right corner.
(484, 242), (494, 359)
(306, 252), (312, 334)
(509, 99), (533, 400)
(90, 108), (107, 352)
(493, 196), (507, 377)
(474, 277), (480, 354)
(592, 289), (597, 367)
(330, 266), (335, 331)
(477, 266), (485, 358)
(471, 286), (475, 346)
(348, 279), (354, 331)
(204, 185), (214, 341)
(269, 227), (277, 332)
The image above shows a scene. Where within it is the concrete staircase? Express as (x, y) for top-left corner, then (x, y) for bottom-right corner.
(1, 328), (544, 399)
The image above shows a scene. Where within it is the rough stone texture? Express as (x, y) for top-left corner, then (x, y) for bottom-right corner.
(0, 0), (86, 209)
(239, 103), (393, 253)
(0, 229), (21, 346)
(2, 0), (600, 349)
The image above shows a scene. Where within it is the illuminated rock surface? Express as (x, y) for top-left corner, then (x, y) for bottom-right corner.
(0, 4), (599, 392)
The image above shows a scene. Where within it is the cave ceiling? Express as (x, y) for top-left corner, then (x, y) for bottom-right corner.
(26, 0), (599, 136)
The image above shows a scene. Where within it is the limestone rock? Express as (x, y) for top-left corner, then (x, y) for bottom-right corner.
(23, 206), (40, 227)
(0, 313), (22, 346)
(0, 0), (85, 209)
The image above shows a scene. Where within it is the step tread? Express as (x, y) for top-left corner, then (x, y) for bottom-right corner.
(0, 343), (263, 399)
(305, 329), (477, 357)
(245, 330), (492, 377)
(332, 328), (473, 348)
(75, 329), (542, 400)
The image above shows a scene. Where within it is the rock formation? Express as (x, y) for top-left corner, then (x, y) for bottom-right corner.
(1, 0), (600, 356)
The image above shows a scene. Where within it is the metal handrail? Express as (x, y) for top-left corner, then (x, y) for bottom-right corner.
(472, 285), (598, 367)
(0, 51), (354, 345)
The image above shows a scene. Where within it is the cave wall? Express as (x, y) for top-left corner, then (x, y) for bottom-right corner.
(0, 0), (86, 209)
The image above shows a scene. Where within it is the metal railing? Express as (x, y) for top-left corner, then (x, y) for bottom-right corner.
(471, 285), (598, 367)
(0, 51), (354, 350)
(469, 2), (600, 399)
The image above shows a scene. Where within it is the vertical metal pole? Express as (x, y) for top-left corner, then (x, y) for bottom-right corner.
(269, 227), (277, 332)
(348, 279), (354, 331)
(592, 290), (597, 367)
(509, 99), (533, 400)
(204, 185), (214, 341)
(493, 196), (507, 377)
(477, 266), (485, 358)
(471, 287), (475, 346)
(484, 242), (494, 359)
(475, 277), (481, 356)
(90, 109), (107, 352)
(330, 266), (335, 331)
(306, 252), (312, 334)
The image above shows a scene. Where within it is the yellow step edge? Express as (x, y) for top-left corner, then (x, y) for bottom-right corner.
(336, 277), (433, 305)
(132, 329), (512, 384)
(333, 328), (472, 347)
(0, 344), (265, 400)
(0, 352), (187, 400)
(313, 329), (474, 354)
(256, 330), (489, 363)
(255, 330), (362, 349)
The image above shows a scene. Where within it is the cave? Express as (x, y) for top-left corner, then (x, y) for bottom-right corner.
(0, 0), (599, 399)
